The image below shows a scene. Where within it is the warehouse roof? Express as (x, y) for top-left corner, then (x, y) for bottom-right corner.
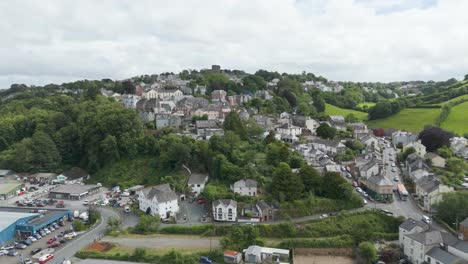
(50, 184), (99, 195)
(0, 212), (38, 230)
(0, 181), (22, 194)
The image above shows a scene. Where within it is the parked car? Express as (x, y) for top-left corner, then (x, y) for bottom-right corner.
(199, 256), (213, 264)
(22, 239), (32, 246)
(34, 233), (42, 239)
(0, 249), (8, 256)
(355, 187), (362, 193)
(7, 250), (19, 256)
(48, 242), (61, 248)
(196, 198), (208, 204)
(320, 214), (328, 219)
(31, 247), (42, 254)
(393, 177), (399, 182)
(28, 236), (37, 242)
(47, 237), (57, 244)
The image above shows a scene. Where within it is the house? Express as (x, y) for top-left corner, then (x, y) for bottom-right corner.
(309, 138), (346, 156)
(188, 173), (208, 195)
(363, 174), (393, 202)
(426, 247), (468, 264)
(243, 245), (291, 264)
(224, 250), (242, 264)
(193, 106), (220, 120)
(359, 134), (380, 148)
(349, 123), (369, 138)
(460, 218), (468, 241)
(406, 155), (431, 182)
(399, 218), (429, 247)
(211, 90), (227, 102)
(291, 116), (320, 134)
(327, 115), (347, 131)
(392, 131), (418, 147)
(57, 167), (89, 184)
(212, 199), (237, 222)
(405, 140), (427, 157)
(227, 94), (252, 106)
(121, 94), (141, 109)
(138, 184), (179, 219)
(155, 114), (181, 129)
(402, 230), (458, 264)
(256, 201), (275, 222)
(450, 137), (468, 160)
(194, 85), (207, 95)
(415, 176), (454, 212)
(254, 90), (273, 101)
(276, 123), (302, 136)
(231, 179), (258, 196)
(143, 89), (158, 99)
(425, 152), (446, 168)
(358, 158), (380, 179)
(195, 120), (223, 139)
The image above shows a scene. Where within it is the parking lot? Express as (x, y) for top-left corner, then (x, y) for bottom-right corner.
(0, 219), (76, 264)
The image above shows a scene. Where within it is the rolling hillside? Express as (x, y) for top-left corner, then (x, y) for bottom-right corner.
(366, 108), (440, 133)
(441, 101), (468, 135)
(325, 103), (368, 120)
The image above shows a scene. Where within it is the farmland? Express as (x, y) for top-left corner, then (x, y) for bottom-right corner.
(325, 104), (368, 121)
(366, 108), (440, 133)
(441, 101), (468, 135)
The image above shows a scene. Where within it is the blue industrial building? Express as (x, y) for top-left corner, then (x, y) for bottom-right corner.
(0, 207), (70, 245)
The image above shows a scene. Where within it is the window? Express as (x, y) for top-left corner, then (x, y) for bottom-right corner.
(218, 208), (222, 220)
(228, 208), (233, 221)
(197, 184), (200, 187)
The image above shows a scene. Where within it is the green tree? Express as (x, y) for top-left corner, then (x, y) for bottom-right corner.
(345, 113), (358, 123)
(437, 146), (453, 158)
(435, 192), (468, 229)
(221, 225), (264, 252)
(84, 83), (100, 100)
(30, 130), (62, 171)
(132, 214), (160, 234)
(446, 157), (466, 174)
(298, 165), (322, 194)
(313, 95), (326, 113)
(266, 141), (290, 166)
(464, 74), (468, 81)
(359, 242), (378, 264)
(242, 75), (267, 92)
(224, 112), (247, 139)
(271, 162), (304, 201)
(316, 123), (336, 139)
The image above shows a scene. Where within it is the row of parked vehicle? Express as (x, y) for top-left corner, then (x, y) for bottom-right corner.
(0, 219), (68, 258)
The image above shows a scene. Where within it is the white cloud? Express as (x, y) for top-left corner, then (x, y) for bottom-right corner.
(0, 0), (467, 88)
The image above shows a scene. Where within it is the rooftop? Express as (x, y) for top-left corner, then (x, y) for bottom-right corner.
(188, 173), (208, 185)
(0, 211), (38, 230)
(426, 247), (468, 264)
(0, 181), (22, 194)
(50, 184), (100, 195)
(399, 218), (427, 232)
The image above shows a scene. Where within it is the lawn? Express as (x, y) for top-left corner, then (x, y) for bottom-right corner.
(357, 102), (376, 108)
(366, 108), (440, 133)
(325, 104), (368, 121)
(441, 101), (468, 135)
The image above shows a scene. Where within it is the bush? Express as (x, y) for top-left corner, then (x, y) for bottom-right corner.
(160, 225), (215, 236)
(73, 220), (86, 231)
(131, 214), (160, 234)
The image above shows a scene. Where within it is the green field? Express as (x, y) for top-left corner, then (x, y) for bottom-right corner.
(366, 108), (440, 133)
(436, 94), (468, 106)
(357, 102), (376, 108)
(441, 101), (468, 135)
(325, 104), (368, 120)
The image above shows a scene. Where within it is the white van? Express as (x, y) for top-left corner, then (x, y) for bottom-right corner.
(422, 215), (432, 224)
(363, 199), (368, 205)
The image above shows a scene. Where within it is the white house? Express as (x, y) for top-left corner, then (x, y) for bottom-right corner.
(402, 230), (458, 264)
(231, 179), (258, 197)
(399, 218), (428, 247)
(188, 173), (208, 195)
(143, 89), (158, 99)
(275, 123), (302, 137)
(244, 245), (291, 264)
(415, 176), (454, 212)
(358, 159), (380, 179)
(405, 140), (427, 157)
(121, 94), (141, 109)
(138, 184), (179, 219)
(213, 199), (237, 222)
(392, 131), (418, 147)
(309, 138), (346, 156)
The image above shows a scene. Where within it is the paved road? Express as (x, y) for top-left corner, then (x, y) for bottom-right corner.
(51, 207), (119, 263)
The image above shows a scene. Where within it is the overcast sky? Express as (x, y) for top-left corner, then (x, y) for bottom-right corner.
(1, 0), (468, 88)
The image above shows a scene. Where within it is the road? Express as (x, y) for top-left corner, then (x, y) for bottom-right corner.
(51, 207), (119, 263)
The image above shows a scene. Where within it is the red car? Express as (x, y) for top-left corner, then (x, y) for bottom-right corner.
(57, 200), (64, 205)
(48, 241), (60, 248)
(47, 237), (56, 244)
(196, 198), (208, 204)
(39, 254), (54, 264)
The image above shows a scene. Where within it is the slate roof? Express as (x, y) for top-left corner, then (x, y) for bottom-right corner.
(452, 240), (468, 254)
(256, 200), (272, 212)
(196, 120), (220, 129)
(460, 217), (468, 227)
(188, 173), (208, 185)
(233, 179), (257, 188)
(406, 231), (458, 246)
(213, 199), (237, 208)
(426, 247), (468, 264)
(142, 184), (178, 203)
(399, 218), (428, 232)
(367, 175), (392, 186)
(310, 138), (343, 148)
(416, 176), (441, 193)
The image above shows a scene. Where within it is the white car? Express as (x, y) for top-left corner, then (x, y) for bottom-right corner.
(44, 229), (51, 234)
(0, 249), (8, 256)
(391, 168), (396, 172)
(363, 199), (368, 205)
(320, 214), (328, 219)
(355, 187), (362, 193)
(83, 200), (89, 205)
(28, 236), (37, 242)
(391, 163), (396, 167)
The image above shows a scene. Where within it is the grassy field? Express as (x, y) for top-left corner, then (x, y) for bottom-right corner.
(325, 104), (368, 120)
(366, 108), (440, 133)
(441, 101), (468, 135)
(357, 102), (376, 108)
(436, 94), (468, 106)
